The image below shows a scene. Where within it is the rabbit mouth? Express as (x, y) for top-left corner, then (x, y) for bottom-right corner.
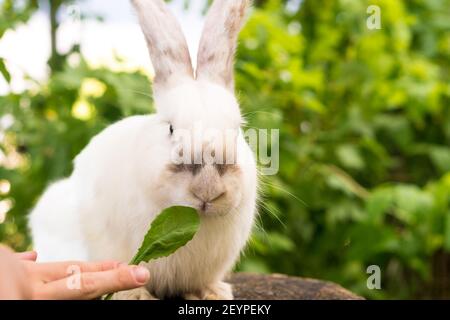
(197, 202), (231, 217)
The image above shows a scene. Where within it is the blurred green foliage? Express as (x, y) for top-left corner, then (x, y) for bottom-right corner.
(1, 0), (449, 299)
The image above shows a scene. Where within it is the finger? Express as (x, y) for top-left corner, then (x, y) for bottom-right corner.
(39, 265), (150, 300)
(0, 246), (32, 299)
(34, 260), (121, 282)
(0, 245), (13, 253)
(15, 251), (37, 261)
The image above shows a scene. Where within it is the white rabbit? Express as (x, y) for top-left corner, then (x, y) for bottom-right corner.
(29, 0), (257, 300)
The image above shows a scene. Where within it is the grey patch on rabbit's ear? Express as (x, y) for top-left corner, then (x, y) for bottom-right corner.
(132, 0), (194, 90)
(196, 0), (250, 92)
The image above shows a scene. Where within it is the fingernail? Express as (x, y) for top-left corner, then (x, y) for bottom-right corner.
(132, 266), (150, 284)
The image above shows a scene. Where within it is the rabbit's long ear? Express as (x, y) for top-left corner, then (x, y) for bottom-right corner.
(132, 0), (193, 90)
(196, 0), (249, 92)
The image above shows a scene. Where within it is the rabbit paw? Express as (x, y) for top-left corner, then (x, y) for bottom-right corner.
(183, 281), (233, 300)
(112, 287), (157, 300)
(204, 281), (233, 300)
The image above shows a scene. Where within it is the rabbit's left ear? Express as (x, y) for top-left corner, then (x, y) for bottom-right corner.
(196, 0), (250, 92)
(132, 0), (194, 91)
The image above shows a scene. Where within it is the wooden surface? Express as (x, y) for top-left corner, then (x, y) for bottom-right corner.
(228, 273), (363, 300)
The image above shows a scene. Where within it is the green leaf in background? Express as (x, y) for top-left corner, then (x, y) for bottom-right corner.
(0, 57), (11, 83)
(336, 144), (365, 171)
(130, 206), (200, 265)
(430, 147), (450, 174)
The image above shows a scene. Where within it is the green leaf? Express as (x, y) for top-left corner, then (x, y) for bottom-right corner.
(0, 58), (11, 83)
(130, 206), (200, 265)
(105, 206), (199, 299)
(366, 187), (394, 223)
(336, 145), (365, 170)
(429, 146), (450, 173)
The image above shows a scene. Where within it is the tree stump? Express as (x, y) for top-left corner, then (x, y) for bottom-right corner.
(227, 273), (363, 300)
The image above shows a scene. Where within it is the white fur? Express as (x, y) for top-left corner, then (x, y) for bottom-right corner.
(29, 0), (256, 299)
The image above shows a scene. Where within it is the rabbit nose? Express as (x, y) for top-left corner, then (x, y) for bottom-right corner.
(209, 191), (226, 203)
(190, 164), (226, 206)
(190, 177), (226, 206)
(193, 190), (226, 204)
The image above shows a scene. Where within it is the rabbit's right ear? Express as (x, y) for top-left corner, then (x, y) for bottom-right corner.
(132, 0), (194, 91)
(196, 0), (250, 92)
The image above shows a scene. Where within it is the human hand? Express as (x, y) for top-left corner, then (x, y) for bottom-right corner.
(0, 245), (32, 299)
(0, 246), (150, 300)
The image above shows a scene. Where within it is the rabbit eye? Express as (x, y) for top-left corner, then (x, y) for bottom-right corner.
(169, 124), (174, 135)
